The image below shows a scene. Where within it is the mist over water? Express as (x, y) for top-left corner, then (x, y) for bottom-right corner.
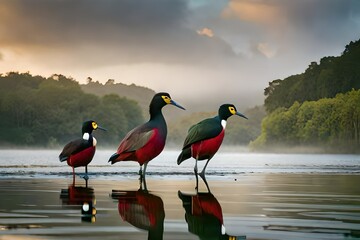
(0, 149), (359, 179)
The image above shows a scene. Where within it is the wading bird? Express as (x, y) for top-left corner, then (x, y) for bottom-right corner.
(59, 120), (106, 180)
(177, 104), (247, 189)
(178, 189), (246, 240)
(111, 189), (165, 240)
(109, 92), (185, 188)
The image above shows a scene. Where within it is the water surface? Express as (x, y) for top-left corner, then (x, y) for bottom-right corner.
(0, 150), (359, 239)
(0, 149), (359, 178)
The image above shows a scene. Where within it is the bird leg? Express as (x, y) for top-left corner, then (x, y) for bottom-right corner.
(83, 166), (89, 180)
(194, 160), (199, 191)
(139, 163), (148, 191)
(199, 158), (210, 180)
(199, 158), (211, 193)
(142, 163), (148, 191)
(143, 163), (148, 180)
(138, 165), (143, 185)
(72, 168), (75, 186)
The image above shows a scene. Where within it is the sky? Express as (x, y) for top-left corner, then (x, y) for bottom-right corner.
(0, 0), (360, 110)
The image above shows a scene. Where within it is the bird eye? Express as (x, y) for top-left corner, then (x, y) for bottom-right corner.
(92, 122), (98, 129)
(229, 107), (236, 114)
(161, 95), (171, 104)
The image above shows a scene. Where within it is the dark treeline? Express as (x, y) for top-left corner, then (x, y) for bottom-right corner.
(0, 72), (144, 147)
(0, 72), (264, 149)
(264, 40), (360, 112)
(81, 78), (155, 117)
(252, 90), (360, 152)
(253, 39), (360, 153)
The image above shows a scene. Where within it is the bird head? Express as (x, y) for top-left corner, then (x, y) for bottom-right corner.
(218, 104), (248, 121)
(150, 92), (186, 111)
(82, 120), (107, 135)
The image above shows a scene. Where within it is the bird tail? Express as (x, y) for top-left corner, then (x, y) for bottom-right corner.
(108, 153), (120, 164)
(59, 154), (68, 162)
(177, 147), (191, 165)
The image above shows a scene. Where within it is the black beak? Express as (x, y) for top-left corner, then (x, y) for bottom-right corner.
(170, 99), (186, 110)
(236, 111), (248, 119)
(97, 126), (107, 131)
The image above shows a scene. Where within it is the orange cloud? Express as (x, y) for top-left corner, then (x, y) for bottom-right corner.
(221, 0), (283, 25)
(197, 27), (214, 38)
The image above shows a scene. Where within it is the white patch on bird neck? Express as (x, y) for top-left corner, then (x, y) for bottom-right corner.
(221, 119), (227, 129)
(83, 133), (90, 140)
(92, 137), (97, 146)
(221, 224), (226, 234)
(82, 203), (90, 212)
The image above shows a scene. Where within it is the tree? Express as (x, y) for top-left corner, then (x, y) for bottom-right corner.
(0, 72), (144, 147)
(264, 38), (360, 113)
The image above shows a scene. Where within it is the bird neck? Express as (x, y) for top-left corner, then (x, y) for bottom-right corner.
(149, 109), (167, 136)
(215, 116), (227, 129)
(82, 132), (94, 145)
(221, 119), (227, 129)
(149, 107), (164, 121)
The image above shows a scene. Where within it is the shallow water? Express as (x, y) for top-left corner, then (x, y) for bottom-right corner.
(0, 149), (360, 178)
(0, 175), (360, 240)
(0, 150), (360, 240)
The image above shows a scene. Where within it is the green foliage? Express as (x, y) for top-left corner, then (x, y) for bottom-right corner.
(257, 39), (360, 152)
(0, 72), (144, 147)
(264, 39), (360, 112)
(81, 79), (155, 117)
(251, 89), (360, 153)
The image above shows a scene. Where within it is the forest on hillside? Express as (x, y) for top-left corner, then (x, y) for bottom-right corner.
(1, 39), (358, 151)
(253, 39), (360, 153)
(81, 78), (155, 116)
(264, 40), (360, 112)
(0, 72), (144, 147)
(0, 72), (262, 148)
(252, 90), (360, 153)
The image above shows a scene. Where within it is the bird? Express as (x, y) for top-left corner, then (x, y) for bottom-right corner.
(178, 190), (246, 240)
(59, 120), (106, 180)
(111, 189), (165, 240)
(177, 104), (247, 189)
(60, 179), (96, 223)
(109, 92), (185, 187)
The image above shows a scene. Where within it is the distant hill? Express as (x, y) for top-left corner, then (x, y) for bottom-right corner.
(264, 39), (360, 112)
(81, 80), (156, 117)
(0, 73), (144, 147)
(252, 39), (360, 153)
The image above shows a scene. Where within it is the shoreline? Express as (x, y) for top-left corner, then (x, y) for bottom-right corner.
(1, 145), (360, 154)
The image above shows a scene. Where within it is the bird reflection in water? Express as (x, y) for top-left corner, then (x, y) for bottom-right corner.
(178, 180), (246, 240)
(111, 182), (165, 240)
(60, 178), (96, 223)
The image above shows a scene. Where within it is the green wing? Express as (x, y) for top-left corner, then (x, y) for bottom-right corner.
(182, 117), (222, 149)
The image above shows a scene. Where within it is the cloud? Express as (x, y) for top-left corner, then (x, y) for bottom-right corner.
(0, 0), (359, 110)
(221, 0), (284, 25)
(257, 43), (277, 58)
(197, 27), (215, 37)
(0, 0), (238, 67)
